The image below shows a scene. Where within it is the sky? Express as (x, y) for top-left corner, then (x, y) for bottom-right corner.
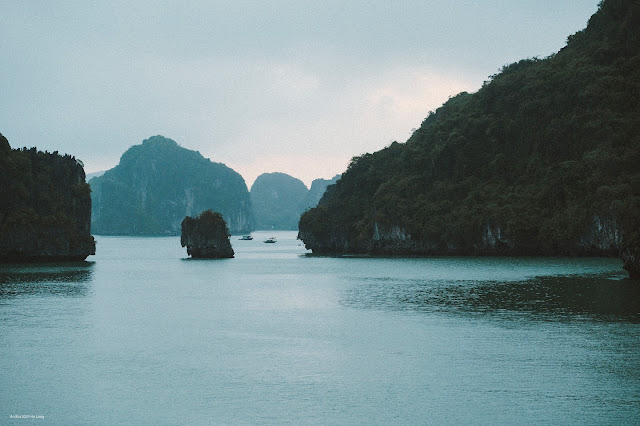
(1, 0), (600, 188)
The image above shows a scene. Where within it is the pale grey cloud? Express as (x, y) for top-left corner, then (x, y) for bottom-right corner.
(1, 0), (598, 186)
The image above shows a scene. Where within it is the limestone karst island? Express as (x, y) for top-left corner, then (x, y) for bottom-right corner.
(181, 210), (235, 259)
(0, 133), (95, 261)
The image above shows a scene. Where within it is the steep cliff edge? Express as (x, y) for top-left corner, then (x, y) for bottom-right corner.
(298, 0), (640, 275)
(0, 133), (95, 261)
(90, 135), (254, 235)
(621, 238), (640, 279)
(305, 175), (341, 210)
(181, 210), (234, 258)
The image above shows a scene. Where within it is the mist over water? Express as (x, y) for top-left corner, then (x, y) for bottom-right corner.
(1, 232), (638, 423)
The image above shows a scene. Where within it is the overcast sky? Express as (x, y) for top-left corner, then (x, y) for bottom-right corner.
(1, 1), (599, 187)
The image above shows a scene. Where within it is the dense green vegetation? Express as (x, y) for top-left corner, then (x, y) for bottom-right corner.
(299, 0), (640, 262)
(251, 172), (339, 230)
(0, 133), (95, 261)
(90, 136), (254, 235)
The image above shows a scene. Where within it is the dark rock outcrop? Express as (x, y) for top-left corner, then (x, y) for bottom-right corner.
(90, 135), (253, 235)
(621, 238), (640, 280)
(0, 133), (96, 261)
(181, 210), (234, 258)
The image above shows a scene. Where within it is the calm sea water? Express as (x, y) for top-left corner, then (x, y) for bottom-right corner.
(1, 231), (639, 424)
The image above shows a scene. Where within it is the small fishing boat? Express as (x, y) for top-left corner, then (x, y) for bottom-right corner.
(263, 237), (277, 243)
(239, 235), (253, 240)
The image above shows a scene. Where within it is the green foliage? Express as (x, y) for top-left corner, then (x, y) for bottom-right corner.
(0, 133), (95, 260)
(299, 0), (640, 256)
(195, 210), (229, 234)
(182, 210), (230, 237)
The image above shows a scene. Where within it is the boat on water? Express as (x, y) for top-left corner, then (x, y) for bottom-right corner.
(239, 235), (253, 240)
(264, 237), (277, 243)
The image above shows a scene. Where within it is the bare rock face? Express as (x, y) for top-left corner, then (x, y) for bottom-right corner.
(621, 238), (640, 280)
(181, 210), (234, 258)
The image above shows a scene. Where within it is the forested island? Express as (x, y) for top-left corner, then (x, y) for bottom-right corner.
(89, 135), (254, 235)
(298, 0), (640, 277)
(181, 210), (234, 258)
(0, 133), (95, 261)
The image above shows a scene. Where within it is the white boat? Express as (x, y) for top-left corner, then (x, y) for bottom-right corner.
(239, 235), (253, 240)
(263, 237), (277, 243)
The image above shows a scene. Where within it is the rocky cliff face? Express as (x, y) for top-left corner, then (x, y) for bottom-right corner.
(621, 235), (640, 280)
(299, 216), (626, 257)
(181, 210), (234, 258)
(0, 133), (95, 261)
(90, 136), (254, 235)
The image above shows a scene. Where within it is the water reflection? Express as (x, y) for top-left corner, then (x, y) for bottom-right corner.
(0, 262), (94, 299)
(344, 273), (640, 322)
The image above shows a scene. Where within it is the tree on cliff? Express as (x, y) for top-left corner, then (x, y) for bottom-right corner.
(0, 133), (95, 261)
(298, 0), (640, 265)
(305, 175), (341, 210)
(90, 135), (254, 235)
(181, 210), (234, 258)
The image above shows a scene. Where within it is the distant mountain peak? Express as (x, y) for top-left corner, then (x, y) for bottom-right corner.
(250, 172), (340, 230)
(141, 135), (179, 147)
